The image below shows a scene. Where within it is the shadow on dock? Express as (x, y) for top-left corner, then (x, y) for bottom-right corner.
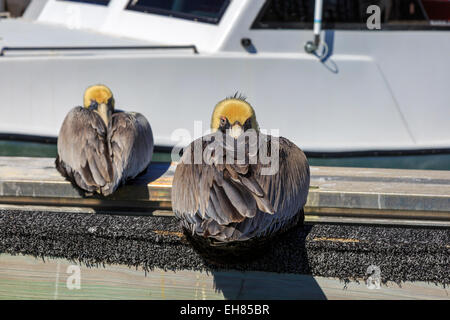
(89, 161), (172, 215)
(211, 270), (327, 300)
(130, 161), (171, 186)
(188, 224), (327, 299)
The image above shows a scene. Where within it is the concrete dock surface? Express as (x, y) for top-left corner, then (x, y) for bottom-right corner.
(0, 156), (448, 226)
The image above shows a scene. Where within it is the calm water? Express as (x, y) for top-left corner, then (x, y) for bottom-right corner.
(0, 140), (449, 170)
(0, 140), (169, 163)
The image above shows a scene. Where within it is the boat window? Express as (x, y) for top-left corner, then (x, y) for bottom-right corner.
(125, 0), (231, 24)
(252, 0), (450, 30)
(58, 0), (111, 5)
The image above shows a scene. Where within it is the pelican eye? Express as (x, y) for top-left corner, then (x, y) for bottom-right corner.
(107, 97), (114, 108)
(89, 100), (98, 110)
(243, 118), (252, 131)
(218, 116), (230, 133)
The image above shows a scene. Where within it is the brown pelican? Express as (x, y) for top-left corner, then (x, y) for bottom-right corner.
(56, 84), (154, 196)
(172, 95), (310, 247)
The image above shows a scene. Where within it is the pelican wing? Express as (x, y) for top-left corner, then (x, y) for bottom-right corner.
(56, 107), (114, 194)
(173, 134), (262, 223)
(108, 112), (154, 187)
(172, 133), (309, 241)
(253, 136), (310, 231)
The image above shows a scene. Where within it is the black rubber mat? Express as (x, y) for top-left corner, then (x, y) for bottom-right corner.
(0, 209), (448, 285)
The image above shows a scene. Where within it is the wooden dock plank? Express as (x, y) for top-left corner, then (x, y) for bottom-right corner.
(0, 254), (448, 300)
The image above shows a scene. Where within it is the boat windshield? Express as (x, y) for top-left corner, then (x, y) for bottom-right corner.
(125, 0), (231, 24)
(253, 0), (450, 30)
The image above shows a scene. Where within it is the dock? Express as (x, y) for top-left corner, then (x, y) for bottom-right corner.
(0, 156), (449, 226)
(0, 156), (449, 300)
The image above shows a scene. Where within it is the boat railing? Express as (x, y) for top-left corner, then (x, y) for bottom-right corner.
(0, 45), (199, 56)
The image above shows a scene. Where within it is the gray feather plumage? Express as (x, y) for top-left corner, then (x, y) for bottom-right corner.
(56, 107), (153, 196)
(172, 132), (310, 242)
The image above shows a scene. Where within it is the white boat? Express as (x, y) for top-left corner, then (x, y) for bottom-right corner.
(0, 0), (449, 153)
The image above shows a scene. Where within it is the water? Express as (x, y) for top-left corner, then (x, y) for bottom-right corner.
(307, 154), (450, 171)
(0, 141), (57, 158)
(0, 140), (449, 170)
(0, 140), (170, 163)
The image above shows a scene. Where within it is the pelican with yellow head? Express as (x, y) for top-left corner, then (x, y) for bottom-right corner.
(172, 94), (310, 251)
(211, 94), (259, 138)
(56, 84), (154, 196)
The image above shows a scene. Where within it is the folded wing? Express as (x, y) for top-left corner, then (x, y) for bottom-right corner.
(107, 111), (154, 191)
(253, 136), (310, 236)
(56, 107), (114, 194)
(172, 133), (310, 241)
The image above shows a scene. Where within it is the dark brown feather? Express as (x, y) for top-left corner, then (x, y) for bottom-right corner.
(172, 132), (310, 242)
(56, 107), (113, 194)
(56, 108), (153, 196)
